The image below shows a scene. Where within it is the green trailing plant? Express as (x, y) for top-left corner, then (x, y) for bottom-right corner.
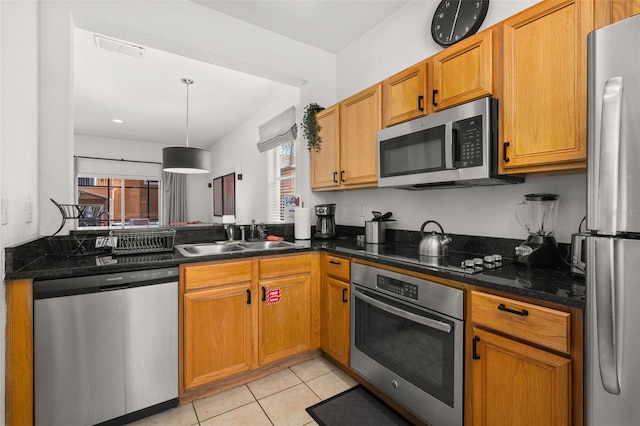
(302, 103), (324, 152)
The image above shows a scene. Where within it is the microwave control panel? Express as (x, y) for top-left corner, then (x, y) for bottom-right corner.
(376, 274), (418, 300)
(454, 115), (483, 168)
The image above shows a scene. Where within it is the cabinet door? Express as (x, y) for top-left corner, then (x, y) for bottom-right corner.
(259, 274), (311, 365)
(471, 327), (571, 426)
(382, 61), (427, 127)
(432, 29), (494, 111)
(183, 283), (254, 390)
(311, 105), (341, 191)
(500, 0), (592, 174)
(321, 277), (350, 366)
(339, 84), (381, 188)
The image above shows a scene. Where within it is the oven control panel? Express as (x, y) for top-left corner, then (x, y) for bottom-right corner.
(376, 275), (418, 300)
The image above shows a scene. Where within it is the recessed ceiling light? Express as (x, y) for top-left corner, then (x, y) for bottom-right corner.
(113, 119), (124, 124)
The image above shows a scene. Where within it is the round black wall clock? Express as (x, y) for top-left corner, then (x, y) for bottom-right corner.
(431, 0), (490, 47)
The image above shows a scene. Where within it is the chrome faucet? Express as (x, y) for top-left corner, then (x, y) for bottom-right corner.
(225, 224), (236, 241)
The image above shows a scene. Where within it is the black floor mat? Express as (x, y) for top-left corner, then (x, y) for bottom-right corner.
(305, 385), (415, 426)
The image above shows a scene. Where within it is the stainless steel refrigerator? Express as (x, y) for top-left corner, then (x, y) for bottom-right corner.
(586, 13), (640, 426)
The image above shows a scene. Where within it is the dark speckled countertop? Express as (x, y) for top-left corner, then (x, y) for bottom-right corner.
(4, 225), (585, 309)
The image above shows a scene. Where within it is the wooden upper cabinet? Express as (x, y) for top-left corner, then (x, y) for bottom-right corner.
(594, 0), (640, 28)
(382, 61), (427, 127)
(340, 84), (381, 188)
(431, 29), (495, 112)
(500, 0), (593, 174)
(311, 105), (340, 190)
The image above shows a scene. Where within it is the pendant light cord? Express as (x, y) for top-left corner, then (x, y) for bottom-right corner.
(182, 78), (193, 148)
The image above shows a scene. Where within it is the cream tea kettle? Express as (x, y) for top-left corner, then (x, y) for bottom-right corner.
(419, 220), (452, 257)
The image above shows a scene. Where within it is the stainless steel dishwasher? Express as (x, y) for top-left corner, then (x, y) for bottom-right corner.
(34, 267), (179, 426)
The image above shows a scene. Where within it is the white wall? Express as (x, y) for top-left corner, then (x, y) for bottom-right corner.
(306, 0), (585, 244)
(38, 0), (335, 236)
(1, 1), (40, 421)
(336, 0), (540, 99)
(210, 86), (301, 224)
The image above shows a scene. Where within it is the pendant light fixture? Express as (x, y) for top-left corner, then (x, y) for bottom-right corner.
(162, 78), (211, 174)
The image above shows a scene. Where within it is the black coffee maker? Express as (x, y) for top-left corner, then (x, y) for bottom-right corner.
(314, 204), (336, 238)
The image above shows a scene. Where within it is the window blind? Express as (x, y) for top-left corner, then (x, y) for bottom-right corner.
(75, 156), (162, 180)
(256, 106), (297, 153)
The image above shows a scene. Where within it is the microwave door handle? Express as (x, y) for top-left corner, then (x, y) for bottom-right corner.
(596, 77), (623, 235)
(353, 289), (452, 333)
(452, 127), (460, 168)
(444, 122), (454, 169)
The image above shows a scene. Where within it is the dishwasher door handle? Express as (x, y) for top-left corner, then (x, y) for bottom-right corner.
(100, 284), (130, 292)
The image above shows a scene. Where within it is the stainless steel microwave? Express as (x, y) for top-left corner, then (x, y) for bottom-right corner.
(377, 97), (523, 189)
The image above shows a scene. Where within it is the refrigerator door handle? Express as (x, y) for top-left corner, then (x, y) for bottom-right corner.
(596, 77), (624, 235)
(592, 238), (621, 395)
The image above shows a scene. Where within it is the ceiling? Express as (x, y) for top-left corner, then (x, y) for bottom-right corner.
(73, 0), (411, 149)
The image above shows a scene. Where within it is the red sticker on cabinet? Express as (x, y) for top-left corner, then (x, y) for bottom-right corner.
(267, 288), (281, 305)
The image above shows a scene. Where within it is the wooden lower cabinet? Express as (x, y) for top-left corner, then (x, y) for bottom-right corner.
(468, 290), (580, 426)
(181, 254), (315, 392)
(258, 273), (311, 364)
(471, 327), (572, 426)
(183, 282), (255, 390)
(320, 254), (351, 367)
(321, 276), (350, 366)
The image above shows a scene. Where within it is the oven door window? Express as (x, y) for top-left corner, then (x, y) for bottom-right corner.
(379, 125), (446, 177)
(353, 289), (455, 407)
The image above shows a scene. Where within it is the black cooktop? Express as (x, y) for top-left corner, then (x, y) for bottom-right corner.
(350, 244), (509, 275)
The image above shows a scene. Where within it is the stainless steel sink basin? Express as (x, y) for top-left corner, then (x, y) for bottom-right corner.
(175, 240), (302, 257)
(239, 241), (298, 250)
(175, 243), (245, 257)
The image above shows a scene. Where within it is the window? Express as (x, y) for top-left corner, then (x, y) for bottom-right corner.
(267, 141), (296, 222)
(77, 177), (159, 226)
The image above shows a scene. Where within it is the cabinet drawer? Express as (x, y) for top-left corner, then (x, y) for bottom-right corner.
(471, 291), (571, 354)
(324, 255), (350, 281)
(184, 260), (253, 291)
(259, 253), (310, 279)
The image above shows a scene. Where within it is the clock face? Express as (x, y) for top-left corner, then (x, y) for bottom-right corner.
(431, 0), (490, 47)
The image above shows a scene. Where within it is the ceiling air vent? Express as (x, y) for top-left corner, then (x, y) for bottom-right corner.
(94, 35), (145, 59)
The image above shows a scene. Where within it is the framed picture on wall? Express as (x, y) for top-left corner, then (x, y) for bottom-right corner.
(223, 173), (236, 216)
(212, 173), (235, 217)
(213, 176), (223, 217)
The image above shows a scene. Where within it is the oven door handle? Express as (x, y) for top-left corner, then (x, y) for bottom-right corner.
(354, 290), (452, 333)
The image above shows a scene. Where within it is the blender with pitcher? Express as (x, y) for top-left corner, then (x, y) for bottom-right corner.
(514, 193), (562, 267)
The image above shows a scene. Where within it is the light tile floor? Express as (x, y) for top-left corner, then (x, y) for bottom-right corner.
(130, 357), (358, 426)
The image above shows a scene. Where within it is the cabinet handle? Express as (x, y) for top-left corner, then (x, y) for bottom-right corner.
(329, 260), (341, 265)
(418, 95), (424, 111)
(342, 288), (348, 303)
(432, 89), (438, 107)
(261, 286), (266, 302)
(472, 336), (481, 360)
(333, 172), (338, 183)
(503, 142), (511, 163)
(498, 303), (529, 317)
(246, 289), (251, 305)
(340, 170), (345, 182)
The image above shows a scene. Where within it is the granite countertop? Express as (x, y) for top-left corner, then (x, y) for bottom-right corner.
(4, 230), (585, 309)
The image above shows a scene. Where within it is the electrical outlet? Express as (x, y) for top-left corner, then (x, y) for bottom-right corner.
(1, 198), (8, 225)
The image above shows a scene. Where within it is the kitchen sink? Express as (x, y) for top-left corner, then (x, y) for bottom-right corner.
(239, 241), (298, 250)
(175, 240), (302, 257)
(175, 243), (245, 257)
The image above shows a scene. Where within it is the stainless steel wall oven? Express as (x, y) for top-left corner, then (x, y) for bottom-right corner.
(350, 263), (464, 426)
